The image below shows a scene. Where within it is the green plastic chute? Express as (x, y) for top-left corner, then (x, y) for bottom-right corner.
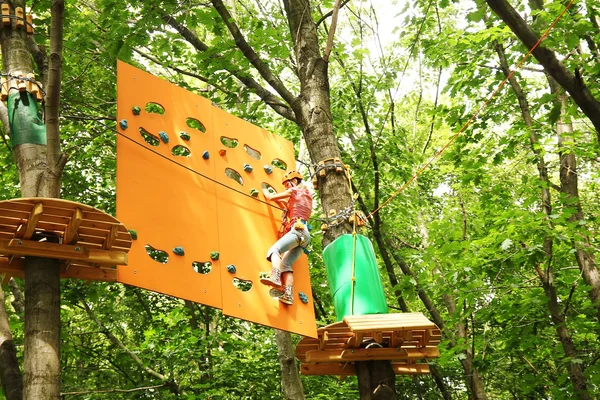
(322, 234), (388, 321)
(8, 92), (46, 146)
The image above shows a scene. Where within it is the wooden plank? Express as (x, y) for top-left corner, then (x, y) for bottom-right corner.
(64, 208), (83, 244)
(345, 332), (364, 348)
(305, 347), (440, 363)
(2, 199), (119, 224)
(300, 362), (431, 376)
(0, 258), (117, 282)
(0, 239), (128, 265)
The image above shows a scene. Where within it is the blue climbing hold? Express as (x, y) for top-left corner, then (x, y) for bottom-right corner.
(264, 165), (273, 174)
(227, 264), (236, 273)
(202, 150), (210, 160)
(299, 292), (309, 304)
(243, 164), (253, 172)
(173, 247), (185, 256)
(210, 251), (220, 260)
(119, 119), (128, 130)
(159, 131), (169, 144)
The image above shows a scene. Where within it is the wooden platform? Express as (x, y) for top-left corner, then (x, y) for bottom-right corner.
(0, 198), (132, 281)
(296, 313), (441, 376)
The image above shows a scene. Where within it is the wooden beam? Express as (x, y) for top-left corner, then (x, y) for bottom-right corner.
(0, 239), (128, 265)
(0, 258), (118, 282)
(305, 347), (440, 363)
(345, 332), (364, 348)
(104, 224), (119, 250)
(15, 202), (43, 240)
(300, 362), (431, 376)
(64, 207), (83, 244)
(318, 331), (329, 351)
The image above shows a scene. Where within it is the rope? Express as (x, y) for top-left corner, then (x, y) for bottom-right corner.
(367, 0), (575, 220)
(346, 164), (357, 315)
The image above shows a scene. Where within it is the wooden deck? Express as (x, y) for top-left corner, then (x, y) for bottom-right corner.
(296, 313), (441, 376)
(0, 198), (132, 281)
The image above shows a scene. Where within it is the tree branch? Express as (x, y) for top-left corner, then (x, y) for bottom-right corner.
(486, 0), (600, 139)
(81, 301), (180, 394)
(45, 0), (66, 175)
(61, 383), (168, 396)
(133, 48), (228, 94)
(162, 14), (296, 122)
(323, 0), (343, 62)
(210, 0), (296, 105)
(316, 0), (350, 27)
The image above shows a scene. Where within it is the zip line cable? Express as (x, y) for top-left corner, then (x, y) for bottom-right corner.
(366, 0), (575, 220)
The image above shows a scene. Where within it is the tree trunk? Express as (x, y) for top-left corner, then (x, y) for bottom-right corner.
(554, 93), (600, 322)
(1, 1), (65, 399)
(23, 258), (60, 400)
(274, 330), (305, 400)
(281, 0), (397, 397)
(492, 32), (592, 397)
(0, 287), (22, 400)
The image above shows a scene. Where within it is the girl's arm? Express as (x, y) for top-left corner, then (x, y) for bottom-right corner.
(263, 188), (292, 202)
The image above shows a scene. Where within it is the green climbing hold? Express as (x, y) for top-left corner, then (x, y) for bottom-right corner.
(128, 229), (138, 240)
(180, 131), (191, 141)
(132, 106), (141, 115)
(173, 247), (185, 256)
(250, 188), (259, 197)
(210, 251), (219, 260)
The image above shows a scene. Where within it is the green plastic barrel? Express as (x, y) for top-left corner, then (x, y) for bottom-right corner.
(322, 234), (388, 321)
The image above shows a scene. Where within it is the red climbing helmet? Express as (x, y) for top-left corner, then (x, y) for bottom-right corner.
(282, 170), (302, 184)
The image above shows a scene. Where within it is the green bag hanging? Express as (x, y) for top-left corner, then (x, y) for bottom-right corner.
(322, 234), (388, 321)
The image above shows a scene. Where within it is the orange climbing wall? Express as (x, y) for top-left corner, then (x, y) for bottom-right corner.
(116, 61), (317, 338)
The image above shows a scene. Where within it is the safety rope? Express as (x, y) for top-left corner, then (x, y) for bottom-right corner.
(343, 163), (357, 315)
(367, 0), (575, 220)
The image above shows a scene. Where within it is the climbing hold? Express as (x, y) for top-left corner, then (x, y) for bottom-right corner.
(328, 209), (336, 217)
(132, 106), (141, 115)
(119, 119), (128, 130)
(180, 131), (191, 141)
(318, 169), (326, 177)
(250, 188), (259, 197)
(210, 251), (219, 260)
(321, 223), (328, 231)
(243, 164), (253, 172)
(128, 229), (138, 240)
(299, 292), (309, 304)
(218, 148), (227, 156)
(263, 165), (273, 175)
(159, 131), (169, 144)
(173, 247), (185, 256)
(312, 175), (319, 190)
(336, 166), (344, 173)
(202, 150), (210, 160)
(227, 264), (236, 273)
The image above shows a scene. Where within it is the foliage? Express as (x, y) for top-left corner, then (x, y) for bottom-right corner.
(1, 0), (599, 398)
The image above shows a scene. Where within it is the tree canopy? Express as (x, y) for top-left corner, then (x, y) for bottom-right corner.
(0, 0), (599, 398)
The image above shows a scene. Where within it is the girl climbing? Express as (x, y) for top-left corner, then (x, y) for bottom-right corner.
(260, 170), (313, 305)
